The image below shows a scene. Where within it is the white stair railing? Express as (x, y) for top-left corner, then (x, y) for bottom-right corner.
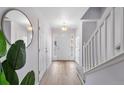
(83, 7), (124, 73)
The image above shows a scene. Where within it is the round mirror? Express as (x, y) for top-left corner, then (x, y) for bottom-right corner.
(1, 9), (33, 47)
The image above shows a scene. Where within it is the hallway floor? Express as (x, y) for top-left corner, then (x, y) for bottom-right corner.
(40, 61), (81, 85)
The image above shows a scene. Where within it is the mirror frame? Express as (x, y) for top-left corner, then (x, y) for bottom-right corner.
(1, 9), (34, 48)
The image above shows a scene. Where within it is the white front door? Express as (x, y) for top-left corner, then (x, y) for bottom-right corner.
(52, 31), (75, 61)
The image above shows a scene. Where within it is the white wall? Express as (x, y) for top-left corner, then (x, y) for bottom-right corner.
(82, 21), (97, 43)
(0, 7), (52, 84)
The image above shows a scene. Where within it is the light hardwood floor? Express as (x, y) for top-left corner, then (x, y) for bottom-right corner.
(40, 61), (81, 85)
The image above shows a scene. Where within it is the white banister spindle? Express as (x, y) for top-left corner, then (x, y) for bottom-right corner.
(112, 9), (114, 56)
(106, 9), (114, 59)
(83, 44), (86, 72)
(96, 30), (101, 65)
(100, 21), (106, 63)
(87, 44), (90, 70)
(89, 42), (91, 69)
(86, 45), (88, 71)
(90, 39), (93, 68)
(94, 33), (97, 67)
(122, 8), (124, 52)
(99, 29), (102, 64)
(92, 37), (95, 67)
(105, 20), (107, 61)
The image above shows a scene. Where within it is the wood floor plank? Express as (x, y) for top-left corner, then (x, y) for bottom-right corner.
(40, 61), (81, 85)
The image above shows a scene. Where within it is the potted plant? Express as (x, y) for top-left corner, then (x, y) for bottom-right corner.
(0, 30), (35, 85)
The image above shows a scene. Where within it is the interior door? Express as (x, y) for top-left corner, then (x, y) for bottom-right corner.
(53, 31), (75, 61)
(38, 20), (47, 81)
(56, 34), (70, 60)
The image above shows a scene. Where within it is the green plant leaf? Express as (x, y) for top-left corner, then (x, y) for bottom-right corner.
(2, 60), (19, 85)
(0, 70), (9, 85)
(20, 71), (35, 85)
(7, 40), (26, 70)
(0, 31), (6, 58)
(0, 63), (9, 85)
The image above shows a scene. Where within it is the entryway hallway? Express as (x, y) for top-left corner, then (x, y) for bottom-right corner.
(40, 61), (82, 85)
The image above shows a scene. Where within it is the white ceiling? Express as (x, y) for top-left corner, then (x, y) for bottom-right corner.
(34, 7), (89, 29)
